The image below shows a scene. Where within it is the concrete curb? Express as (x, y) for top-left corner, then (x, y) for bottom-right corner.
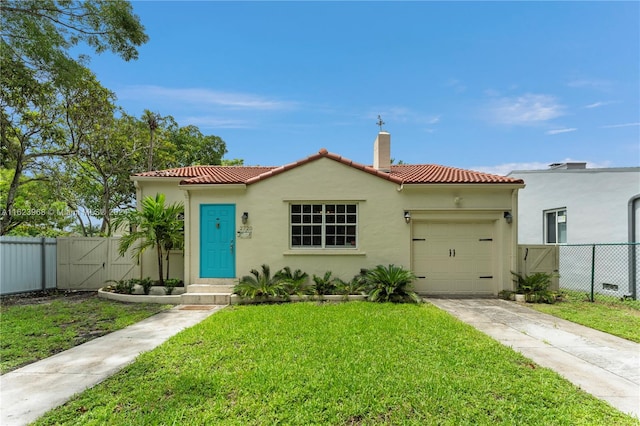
(97, 288), (183, 304)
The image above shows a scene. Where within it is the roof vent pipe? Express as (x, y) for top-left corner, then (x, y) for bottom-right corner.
(548, 162), (587, 170)
(373, 131), (391, 173)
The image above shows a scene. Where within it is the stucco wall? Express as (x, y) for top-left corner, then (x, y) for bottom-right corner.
(182, 158), (519, 292)
(186, 159), (409, 283)
(509, 168), (640, 244)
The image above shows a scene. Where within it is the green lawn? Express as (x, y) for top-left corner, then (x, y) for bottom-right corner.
(528, 291), (640, 343)
(0, 295), (171, 373)
(34, 302), (636, 425)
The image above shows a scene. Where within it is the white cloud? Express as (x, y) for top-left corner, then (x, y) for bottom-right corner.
(567, 79), (612, 90)
(367, 109), (441, 127)
(486, 93), (565, 125)
(484, 88), (501, 97)
(423, 115), (441, 125)
(546, 128), (577, 135)
(584, 101), (614, 109)
(472, 162), (551, 176)
(472, 159), (612, 176)
(181, 116), (250, 129)
(119, 85), (296, 110)
(600, 122), (640, 129)
(446, 79), (467, 93)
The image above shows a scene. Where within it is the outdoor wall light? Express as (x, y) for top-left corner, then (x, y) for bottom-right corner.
(404, 211), (411, 224)
(241, 212), (249, 224)
(503, 211), (513, 224)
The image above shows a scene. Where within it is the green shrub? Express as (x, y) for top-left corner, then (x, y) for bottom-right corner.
(311, 271), (339, 296)
(365, 264), (421, 303)
(105, 279), (134, 294)
(131, 277), (155, 295)
(234, 265), (287, 299)
(164, 278), (183, 295)
(498, 290), (515, 300)
(511, 271), (558, 304)
(275, 267), (309, 295)
(335, 269), (368, 296)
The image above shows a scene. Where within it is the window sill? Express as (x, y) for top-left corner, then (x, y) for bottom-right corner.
(283, 249), (366, 256)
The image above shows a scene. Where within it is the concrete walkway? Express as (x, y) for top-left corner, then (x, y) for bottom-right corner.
(0, 305), (224, 426)
(428, 298), (640, 419)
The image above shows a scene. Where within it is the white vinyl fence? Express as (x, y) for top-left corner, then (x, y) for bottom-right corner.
(0, 236), (57, 295)
(0, 237), (142, 295)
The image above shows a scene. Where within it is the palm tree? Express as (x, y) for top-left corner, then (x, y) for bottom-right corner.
(142, 110), (161, 171)
(113, 193), (183, 286)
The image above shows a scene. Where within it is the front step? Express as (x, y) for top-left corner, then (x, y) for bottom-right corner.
(187, 284), (235, 293)
(181, 292), (230, 305)
(181, 283), (235, 305)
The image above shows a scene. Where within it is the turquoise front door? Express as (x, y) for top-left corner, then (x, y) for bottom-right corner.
(200, 204), (236, 278)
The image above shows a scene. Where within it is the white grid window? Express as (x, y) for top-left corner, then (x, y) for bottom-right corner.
(290, 203), (357, 248)
(545, 208), (567, 244)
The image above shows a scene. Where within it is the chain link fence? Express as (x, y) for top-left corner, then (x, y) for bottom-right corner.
(559, 243), (639, 301)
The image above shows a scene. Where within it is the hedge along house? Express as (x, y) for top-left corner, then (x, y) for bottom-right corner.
(131, 132), (525, 300)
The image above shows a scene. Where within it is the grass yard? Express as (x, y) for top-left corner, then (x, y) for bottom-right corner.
(0, 293), (171, 373)
(528, 291), (640, 343)
(34, 302), (636, 425)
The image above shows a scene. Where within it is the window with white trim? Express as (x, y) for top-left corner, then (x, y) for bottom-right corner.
(544, 208), (567, 244)
(290, 203), (358, 248)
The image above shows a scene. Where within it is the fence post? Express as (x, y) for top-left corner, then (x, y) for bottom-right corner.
(41, 237), (46, 291)
(590, 244), (596, 302)
(630, 244), (637, 301)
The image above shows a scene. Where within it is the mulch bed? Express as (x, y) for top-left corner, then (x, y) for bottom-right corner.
(0, 290), (97, 307)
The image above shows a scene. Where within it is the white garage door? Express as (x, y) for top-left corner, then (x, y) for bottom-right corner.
(412, 221), (495, 295)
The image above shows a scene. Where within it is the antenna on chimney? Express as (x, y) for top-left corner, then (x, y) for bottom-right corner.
(376, 115), (385, 131)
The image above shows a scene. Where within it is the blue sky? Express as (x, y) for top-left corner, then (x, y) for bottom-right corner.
(88, 1), (639, 175)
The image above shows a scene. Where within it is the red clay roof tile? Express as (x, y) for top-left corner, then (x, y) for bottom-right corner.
(132, 150), (524, 185)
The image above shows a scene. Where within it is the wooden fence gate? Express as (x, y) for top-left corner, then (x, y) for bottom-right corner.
(517, 245), (560, 290)
(57, 237), (139, 290)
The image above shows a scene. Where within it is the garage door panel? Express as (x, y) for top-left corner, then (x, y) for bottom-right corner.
(412, 221), (495, 295)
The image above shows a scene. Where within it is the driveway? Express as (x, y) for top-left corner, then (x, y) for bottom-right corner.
(427, 298), (640, 419)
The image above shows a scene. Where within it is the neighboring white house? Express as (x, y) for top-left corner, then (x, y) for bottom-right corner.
(508, 163), (640, 299)
(508, 163), (640, 245)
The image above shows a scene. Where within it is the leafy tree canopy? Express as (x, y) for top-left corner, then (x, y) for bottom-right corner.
(0, 168), (73, 236)
(0, 0), (148, 92)
(168, 124), (228, 167)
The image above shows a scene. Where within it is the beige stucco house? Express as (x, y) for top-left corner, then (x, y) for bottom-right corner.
(132, 132), (525, 297)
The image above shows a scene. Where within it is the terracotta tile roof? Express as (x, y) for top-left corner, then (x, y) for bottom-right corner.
(134, 166), (277, 183)
(243, 148), (405, 185)
(133, 149), (523, 185)
(390, 164), (523, 184)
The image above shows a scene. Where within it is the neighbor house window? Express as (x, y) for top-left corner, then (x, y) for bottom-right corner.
(545, 208), (567, 244)
(290, 203), (358, 248)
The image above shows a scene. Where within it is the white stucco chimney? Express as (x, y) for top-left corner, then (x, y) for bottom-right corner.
(373, 131), (391, 172)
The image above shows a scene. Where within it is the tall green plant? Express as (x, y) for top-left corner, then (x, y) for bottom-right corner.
(365, 264), (421, 303)
(511, 271), (556, 303)
(311, 271), (339, 296)
(113, 193), (184, 287)
(275, 266), (309, 295)
(234, 265), (286, 299)
(335, 269), (369, 296)
(511, 272), (553, 294)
